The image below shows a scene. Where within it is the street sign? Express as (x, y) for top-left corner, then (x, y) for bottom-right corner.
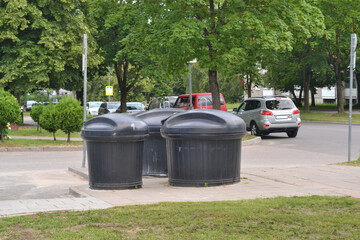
(105, 86), (113, 96)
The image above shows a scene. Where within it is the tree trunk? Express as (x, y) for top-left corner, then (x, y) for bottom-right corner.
(303, 67), (311, 113)
(115, 61), (127, 113)
(53, 132), (56, 141)
(209, 70), (221, 110)
(291, 89), (300, 107)
(1, 132), (4, 143)
(76, 88), (84, 106)
(311, 87), (316, 107)
(247, 74), (252, 98)
(335, 34), (344, 113)
(206, 0), (220, 110)
(37, 123), (39, 132)
(335, 64), (344, 113)
(67, 132), (70, 142)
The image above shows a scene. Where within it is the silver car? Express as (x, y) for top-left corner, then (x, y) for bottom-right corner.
(233, 96), (301, 138)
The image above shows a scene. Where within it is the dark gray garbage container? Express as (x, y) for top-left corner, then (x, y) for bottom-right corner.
(135, 108), (184, 176)
(161, 109), (246, 187)
(81, 114), (149, 189)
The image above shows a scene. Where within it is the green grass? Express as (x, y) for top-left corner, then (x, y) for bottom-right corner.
(242, 133), (256, 141)
(227, 102), (241, 111)
(300, 112), (360, 124)
(9, 126), (81, 138)
(1, 196), (360, 239)
(337, 157), (360, 166)
(299, 103), (338, 111)
(0, 139), (83, 147)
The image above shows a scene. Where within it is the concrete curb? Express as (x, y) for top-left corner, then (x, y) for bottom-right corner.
(69, 167), (89, 181)
(0, 146), (83, 152)
(242, 136), (261, 146)
(2, 137), (261, 152)
(302, 120), (360, 126)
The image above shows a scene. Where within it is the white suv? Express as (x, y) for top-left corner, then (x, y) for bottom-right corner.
(233, 96), (301, 138)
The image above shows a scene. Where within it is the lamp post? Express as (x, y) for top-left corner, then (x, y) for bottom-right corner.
(188, 59), (197, 110)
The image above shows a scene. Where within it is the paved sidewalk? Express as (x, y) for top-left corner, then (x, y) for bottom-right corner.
(69, 164), (360, 206)
(0, 198), (111, 218)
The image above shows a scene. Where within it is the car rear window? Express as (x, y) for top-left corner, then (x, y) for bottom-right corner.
(266, 99), (295, 110)
(198, 95), (225, 106)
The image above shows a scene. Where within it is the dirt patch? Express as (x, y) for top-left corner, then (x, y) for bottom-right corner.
(7, 224), (41, 240)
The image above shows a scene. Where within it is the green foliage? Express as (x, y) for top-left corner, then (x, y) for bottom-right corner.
(145, 0), (325, 109)
(39, 104), (60, 140)
(0, 0), (101, 95)
(30, 105), (44, 124)
(34, 90), (50, 103)
(56, 97), (83, 142)
(316, 0), (360, 112)
(0, 89), (21, 142)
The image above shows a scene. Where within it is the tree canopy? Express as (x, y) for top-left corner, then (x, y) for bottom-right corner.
(145, 0), (325, 109)
(0, 0), (100, 99)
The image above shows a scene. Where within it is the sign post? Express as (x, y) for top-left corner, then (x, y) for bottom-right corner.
(82, 34), (87, 168)
(348, 33), (357, 162)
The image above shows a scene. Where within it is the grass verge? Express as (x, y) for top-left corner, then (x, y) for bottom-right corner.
(9, 127), (81, 138)
(336, 157), (360, 166)
(300, 112), (360, 124)
(1, 196), (360, 239)
(0, 139), (82, 147)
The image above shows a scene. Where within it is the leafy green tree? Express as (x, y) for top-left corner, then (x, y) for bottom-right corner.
(30, 104), (44, 132)
(56, 97), (83, 142)
(147, 0), (324, 110)
(264, 39), (331, 111)
(88, 0), (154, 112)
(39, 104), (60, 141)
(0, 89), (21, 142)
(0, 0), (101, 100)
(317, 0), (360, 113)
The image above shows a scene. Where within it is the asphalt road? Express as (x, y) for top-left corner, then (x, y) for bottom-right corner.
(242, 121), (360, 168)
(0, 122), (359, 201)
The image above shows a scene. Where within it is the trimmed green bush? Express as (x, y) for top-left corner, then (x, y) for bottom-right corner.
(0, 89), (21, 142)
(56, 97), (83, 142)
(30, 104), (44, 131)
(39, 104), (60, 141)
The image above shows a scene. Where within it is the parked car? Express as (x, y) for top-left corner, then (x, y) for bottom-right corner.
(98, 102), (121, 115)
(232, 96), (301, 138)
(115, 102), (146, 113)
(173, 93), (227, 112)
(87, 101), (102, 116)
(147, 96), (178, 110)
(25, 100), (37, 111)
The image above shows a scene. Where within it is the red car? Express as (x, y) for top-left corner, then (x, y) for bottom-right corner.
(173, 93), (227, 112)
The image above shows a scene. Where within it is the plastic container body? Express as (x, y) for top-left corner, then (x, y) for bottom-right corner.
(161, 110), (246, 187)
(81, 114), (148, 189)
(135, 108), (184, 176)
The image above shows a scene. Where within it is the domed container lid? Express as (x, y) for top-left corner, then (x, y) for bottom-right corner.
(81, 113), (149, 141)
(161, 109), (246, 140)
(135, 108), (185, 133)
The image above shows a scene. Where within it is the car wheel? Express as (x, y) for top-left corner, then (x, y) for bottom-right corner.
(287, 129), (298, 138)
(250, 122), (261, 136)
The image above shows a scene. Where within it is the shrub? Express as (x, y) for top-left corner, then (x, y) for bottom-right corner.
(30, 104), (44, 131)
(0, 89), (21, 142)
(39, 104), (60, 141)
(56, 97), (83, 142)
